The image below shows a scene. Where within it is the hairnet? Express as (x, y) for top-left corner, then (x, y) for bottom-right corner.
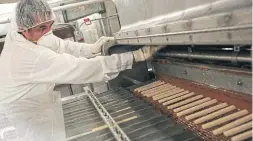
(15, 0), (55, 31)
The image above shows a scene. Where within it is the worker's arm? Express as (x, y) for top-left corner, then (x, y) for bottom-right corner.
(30, 48), (133, 84)
(37, 31), (114, 58)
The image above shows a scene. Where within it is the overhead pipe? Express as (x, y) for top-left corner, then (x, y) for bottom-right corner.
(156, 50), (252, 64)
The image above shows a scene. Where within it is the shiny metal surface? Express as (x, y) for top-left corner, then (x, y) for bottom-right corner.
(156, 50), (251, 63)
(87, 89), (131, 141)
(95, 87), (200, 141)
(114, 0), (252, 45)
(152, 60), (252, 95)
(62, 87), (200, 141)
(115, 0), (251, 31)
(63, 2), (105, 22)
(62, 93), (114, 141)
(122, 75), (142, 85)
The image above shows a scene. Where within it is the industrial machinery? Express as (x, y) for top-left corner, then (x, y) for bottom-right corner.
(0, 0), (251, 140)
(61, 0), (252, 141)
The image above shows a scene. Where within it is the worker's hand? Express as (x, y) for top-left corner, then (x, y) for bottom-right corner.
(132, 46), (162, 62)
(91, 36), (116, 54)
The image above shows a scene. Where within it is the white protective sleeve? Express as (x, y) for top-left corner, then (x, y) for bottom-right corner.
(30, 48), (134, 84)
(37, 31), (95, 58)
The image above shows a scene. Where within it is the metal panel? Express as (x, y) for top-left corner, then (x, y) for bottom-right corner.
(116, 25), (251, 45)
(101, 0), (121, 36)
(152, 61), (252, 95)
(114, 0), (252, 45)
(115, 0), (218, 28)
(64, 1), (105, 22)
(115, 0), (251, 31)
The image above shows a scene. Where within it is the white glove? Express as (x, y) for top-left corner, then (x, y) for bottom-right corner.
(91, 36), (115, 54)
(132, 46), (162, 62)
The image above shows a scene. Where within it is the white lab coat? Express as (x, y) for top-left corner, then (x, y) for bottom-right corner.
(0, 31), (133, 140)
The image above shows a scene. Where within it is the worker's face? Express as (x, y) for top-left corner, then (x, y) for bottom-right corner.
(22, 21), (54, 43)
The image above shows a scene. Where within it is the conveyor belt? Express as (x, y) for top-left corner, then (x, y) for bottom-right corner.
(62, 94), (115, 141)
(134, 80), (253, 141)
(62, 86), (201, 141)
(96, 87), (201, 141)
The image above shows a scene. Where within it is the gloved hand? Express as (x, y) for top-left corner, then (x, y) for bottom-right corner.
(132, 46), (162, 62)
(91, 36), (116, 54)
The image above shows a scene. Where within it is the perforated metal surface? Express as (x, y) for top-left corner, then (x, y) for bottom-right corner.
(95, 87), (200, 141)
(62, 94), (114, 141)
(62, 87), (200, 141)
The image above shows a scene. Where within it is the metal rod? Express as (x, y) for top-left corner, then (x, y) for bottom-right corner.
(85, 88), (131, 141)
(156, 50), (252, 63)
(91, 14), (118, 21)
(66, 130), (95, 141)
(116, 25), (252, 40)
(106, 18), (112, 36)
(99, 18), (107, 36)
(53, 0), (108, 12)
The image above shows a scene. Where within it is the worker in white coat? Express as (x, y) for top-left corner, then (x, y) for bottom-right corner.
(0, 0), (161, 140)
